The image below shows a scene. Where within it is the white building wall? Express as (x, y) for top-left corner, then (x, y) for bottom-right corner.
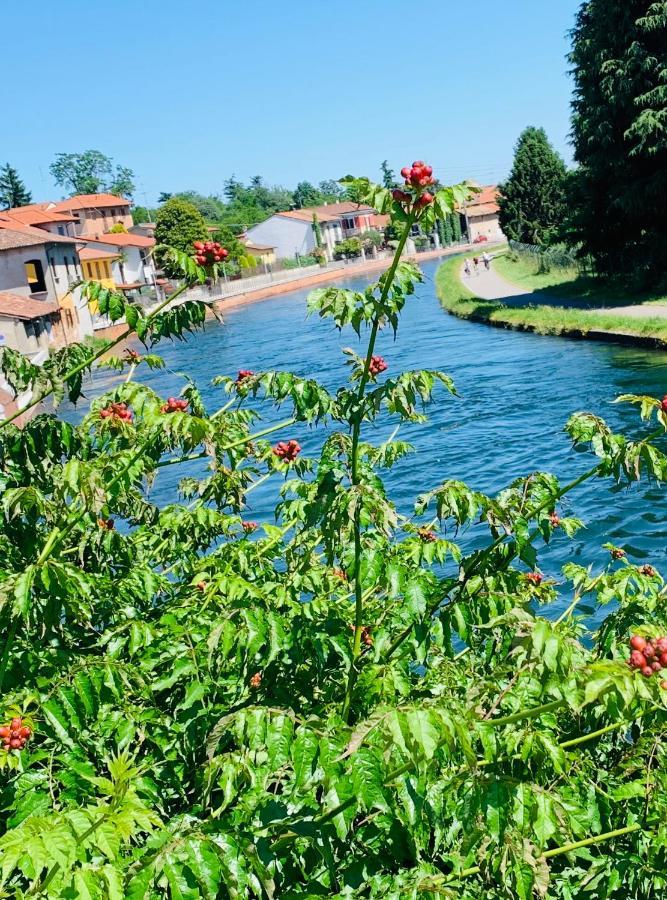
(246, 216), (314, 261)
(469, 213), (506, 243)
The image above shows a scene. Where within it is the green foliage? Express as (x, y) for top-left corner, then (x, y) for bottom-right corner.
(569, 0), (667, 285)
(154, 198), (208, 262)
(498, 126), (569, 245)
(0, 163), (32, 209)
(333, 237), (362, 260)
(452, 210), (462, 242)
(0, 174), (666, 898)
(108, 222), (128, 234)
(380, 160), (396, 188)
(49, 150), (135, 198)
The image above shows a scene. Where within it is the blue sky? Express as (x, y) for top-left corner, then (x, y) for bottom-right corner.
(6, 0), (581, 205)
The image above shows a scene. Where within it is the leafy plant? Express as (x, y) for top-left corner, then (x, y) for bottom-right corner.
(0, 166), (666, 898)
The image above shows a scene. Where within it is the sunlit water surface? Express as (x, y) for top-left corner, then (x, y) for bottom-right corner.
(69, 258), (667, 624)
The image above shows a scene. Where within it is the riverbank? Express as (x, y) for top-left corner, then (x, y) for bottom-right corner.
(212, 244), (483, 312)
(435, 254), (667, 349)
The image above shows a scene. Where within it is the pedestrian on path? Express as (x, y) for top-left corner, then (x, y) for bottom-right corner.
(482, 252), (491, 270)
(473, 256), (480, 275)
(463, 259), (471, 278)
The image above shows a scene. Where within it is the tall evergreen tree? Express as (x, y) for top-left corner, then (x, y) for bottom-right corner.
(497, 127), (568, 245)
(380, 160), (396, 188)
(569, 0), (667, 283)
(452, 211), (462, 242)
(0, 163), (32, 209)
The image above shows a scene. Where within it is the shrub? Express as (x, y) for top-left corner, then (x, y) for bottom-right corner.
(0, 168), (666, 897)
(333, 237), (362, 259)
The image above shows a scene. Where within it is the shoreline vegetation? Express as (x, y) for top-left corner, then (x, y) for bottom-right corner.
(435, 251), (667, 350)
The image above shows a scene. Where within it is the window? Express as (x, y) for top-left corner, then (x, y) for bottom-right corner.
(64, 255), (71, 278)
(57, 226), (65, 235)
(24, 259), (47, 293)
(343, 217), (356, 230)
(94, 262), (102, 279)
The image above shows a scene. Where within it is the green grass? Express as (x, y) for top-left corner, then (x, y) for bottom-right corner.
(493, 252), (667, 308)
(435, 254), (667, 346)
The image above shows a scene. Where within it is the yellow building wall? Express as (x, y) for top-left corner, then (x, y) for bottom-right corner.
(82, 260), (115, 289)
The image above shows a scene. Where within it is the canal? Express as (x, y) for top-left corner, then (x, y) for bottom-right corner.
(82, 257), (667, 622)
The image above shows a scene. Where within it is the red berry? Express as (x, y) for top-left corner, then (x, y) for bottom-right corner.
(250, 672), (262, 689)
(652, 660), (662, 671)
(525, 572), (543, 586)
(660, 395), (667, 412)
(611, 547), (626, 560)
(630, 650), (647, 668)
(630, 635), (648, 652)
(10, 718), (21, 730)
(235, 369), (254, 384)
(369, 355), (388, 376)
(656, 637), (667, 653)
(193, 241), (204, 251)
(19, 726), (30, 739)
(641, 565), (656, 577)
(196, 581), (207, 592)
(644, 643), (657, 659)
(9, 738), (21, 749)
(418, 527), (437, 543)
(661, 680), (667, 690)
(642, 666), (654, 677)
(0, 727), (8, 739)
(242, 521), (257, 532)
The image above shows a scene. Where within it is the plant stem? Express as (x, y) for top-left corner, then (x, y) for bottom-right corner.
(445, 824), (641, 883)
(484, 698), (564, 727)
(0, 281), (191, 431)
(341, 214), (415, 722)
(0, 618), (18, 695)
(154, 417), (296, 469)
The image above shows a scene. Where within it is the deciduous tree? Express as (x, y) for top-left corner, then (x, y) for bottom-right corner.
(49, 150), (135, 197)
(154, 197), (208, 254)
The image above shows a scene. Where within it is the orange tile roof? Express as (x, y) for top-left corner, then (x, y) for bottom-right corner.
(50, 193), (132, 211)
(84, 232), (155, 248)
(1, 206), (78, 226)
(277, 201), (375, 223)
(78, 246), (120, 261)
(0, 218), (79, 248)
(0, 291), (59, 320)
(466, 202), (500, 218)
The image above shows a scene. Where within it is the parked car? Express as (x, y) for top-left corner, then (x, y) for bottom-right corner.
(472, 234), (488, 243)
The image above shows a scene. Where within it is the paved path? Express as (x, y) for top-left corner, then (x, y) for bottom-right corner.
(459, 259), (667, 319)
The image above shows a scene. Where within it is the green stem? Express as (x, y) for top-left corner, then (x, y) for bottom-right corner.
(154, 417), (296, 469)
(484, 698), (564, 727)
(341, 214), (415, 723)
(0, 281), (191, 430)
(447, 824), (641, 883)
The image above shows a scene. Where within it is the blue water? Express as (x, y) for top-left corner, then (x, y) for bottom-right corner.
(76, 258), (667, 618)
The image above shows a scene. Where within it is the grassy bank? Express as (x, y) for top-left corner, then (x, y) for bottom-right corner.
(435, 254), (667, 346)
(493, 252), (667, 307)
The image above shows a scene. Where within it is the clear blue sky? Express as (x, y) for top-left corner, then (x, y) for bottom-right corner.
(6, 0), (582, 206)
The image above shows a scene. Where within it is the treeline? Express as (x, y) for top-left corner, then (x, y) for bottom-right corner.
(498, 0), (667, 288)
(136, 177), (351, 232)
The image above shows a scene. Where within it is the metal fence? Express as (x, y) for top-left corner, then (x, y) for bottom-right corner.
(508, 241), (592, 275)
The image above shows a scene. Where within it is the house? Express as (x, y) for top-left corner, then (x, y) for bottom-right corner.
(0, 217), (93, 346)
(238, 235), (276, 266)
(246, 201), (382, 261)
(461, 186), (506, 243)
(79, 231), (161, 300)
(78, 247), (118, 289)
(4, 194), (133, 238)
(0, 291), (60, 358)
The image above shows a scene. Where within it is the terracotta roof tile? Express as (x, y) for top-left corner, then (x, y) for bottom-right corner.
(1, 207), (78, 226)
(50, 193), (132, 211)
(0, 292), (59, 320)
(84, 232), (155, 248)
(78, 246), (120, 261)
(277, 201), (375, 223)
(0, 219), (78, 248)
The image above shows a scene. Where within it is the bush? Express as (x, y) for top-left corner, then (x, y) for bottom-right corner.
(333, 237), (362, 259)
(0, 170), (667, 898)
(414, 234), (431, 250)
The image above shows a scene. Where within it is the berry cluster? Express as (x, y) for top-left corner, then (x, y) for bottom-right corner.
(660, 395), (667, 412)
(124, 349), (140, 363)
(610, 547), (626, 560)
(192, 241), (229, 266)
(418, 527), (437, 543)
(249, 672), (262, 689)
(100, 401), (132, 423)
(161, 397), (189, 414)
(369, 355), (388, 376)
(628, 634), (667, 682)
(97, 518), (114, 530)
(196, 581), (207, 592)
(0, 717), (31, 752)
(641, 564), (656, 577)
(242, 521), (257, 533)
(273, 440), (301, 462)
(236, 369), (254, 384)
(549, 513), (560, 527)
(392, 161), (436, 210)
(525, 572), (543, 586)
